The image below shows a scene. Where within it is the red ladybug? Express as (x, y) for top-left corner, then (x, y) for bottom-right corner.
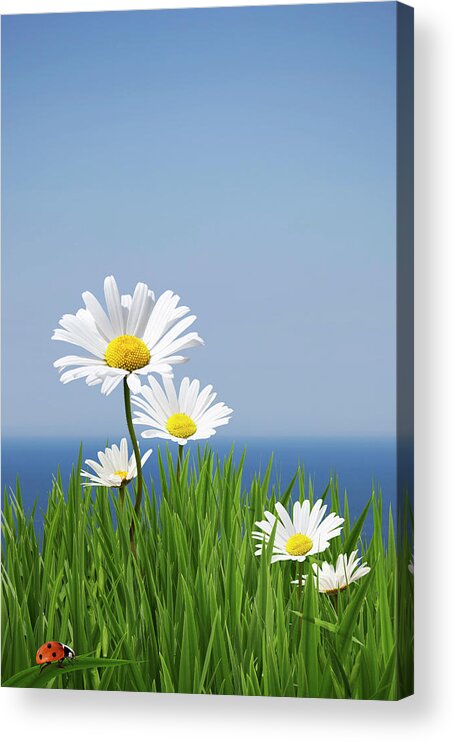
(36, 642), (75, 667)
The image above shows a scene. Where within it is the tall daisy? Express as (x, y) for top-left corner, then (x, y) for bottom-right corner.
(252, 500), (344, 563)
(292, 551), (370, 594)
(131, 376), (233, 445)
(81, 438), (153, 489)
(53, 275), (204, 396)
(54, 275), (203, 550)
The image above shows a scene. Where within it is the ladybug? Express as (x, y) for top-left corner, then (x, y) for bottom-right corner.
(36, 642), (75, 668)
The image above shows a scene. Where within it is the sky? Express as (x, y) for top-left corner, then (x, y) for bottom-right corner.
(2, 2), (398, 439)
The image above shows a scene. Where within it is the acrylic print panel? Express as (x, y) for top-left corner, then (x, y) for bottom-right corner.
(1, 2), (414, 699)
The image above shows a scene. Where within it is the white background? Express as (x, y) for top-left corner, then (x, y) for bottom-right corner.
(1, 0), (454, 740)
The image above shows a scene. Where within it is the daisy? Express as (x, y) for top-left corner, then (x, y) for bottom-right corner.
(131, 376), (233, 445)
(252, 500), (344, 563)
(81, 438), (153, 488)
(53, 275), (204, 395)
(292, 551), (371, 593)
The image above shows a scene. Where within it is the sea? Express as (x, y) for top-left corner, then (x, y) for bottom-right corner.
(1, 436), (396, 540)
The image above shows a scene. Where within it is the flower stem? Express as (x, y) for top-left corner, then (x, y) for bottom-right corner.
(332, 591), (339, 618)
(177, 444), (184, 480)
(298, 561), (303, 640)
(119, 485), (125, 510)
(123, 378), (142, 556)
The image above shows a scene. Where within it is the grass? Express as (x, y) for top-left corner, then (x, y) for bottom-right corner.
(1, 445), (413, 698)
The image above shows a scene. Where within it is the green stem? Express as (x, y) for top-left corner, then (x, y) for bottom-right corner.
(177, 444), (184, 480)
(123, 379), (142, 556)
(298, 561), (303, 640)
(119, 485), (125, 510)
(333, 591), (339, 618)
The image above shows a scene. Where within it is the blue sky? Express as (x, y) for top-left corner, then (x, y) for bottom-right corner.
(2, 3), (397, 439)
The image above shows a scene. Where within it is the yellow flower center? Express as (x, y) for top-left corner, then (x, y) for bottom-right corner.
(166, 413), (197, 439)
(105, 335), (150, 372)
(114, 470), (129, 481)
(285, 533), (313, 556)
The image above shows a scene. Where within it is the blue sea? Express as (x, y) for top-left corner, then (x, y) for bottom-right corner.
(1, 437), (396, 540)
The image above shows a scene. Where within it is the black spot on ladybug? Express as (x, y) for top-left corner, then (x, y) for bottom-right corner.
(39, 654), (42, 660)
(52, 652), (57, 658)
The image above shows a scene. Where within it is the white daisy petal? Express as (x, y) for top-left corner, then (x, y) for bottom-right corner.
(178, 377), (191, 410)
(191, 385), (215, 420)
(185, 379), (201, 418)
(59, 364), (107, 384)
(127, 373), (142, 393)
(163, 376), (180, 414)
(141, 429), (172, 440)
(82, 290), (115, 341)
(53, 311), (106, 357)
(104, 276), (125, 336)
(101, 371), (127, 396)
(151, 331), (203, 362)
(143, 290), (184, 347)
(275, 502), (296, 535)
(126, 282), (152, 336)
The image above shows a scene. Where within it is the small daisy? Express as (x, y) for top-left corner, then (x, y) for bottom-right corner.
(252, 500), (344, 563)
(53, 275), (204, 395)
(81, 438), (153, 488)
(131, 376), (233, 445)
(292, 551), (371, 593)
